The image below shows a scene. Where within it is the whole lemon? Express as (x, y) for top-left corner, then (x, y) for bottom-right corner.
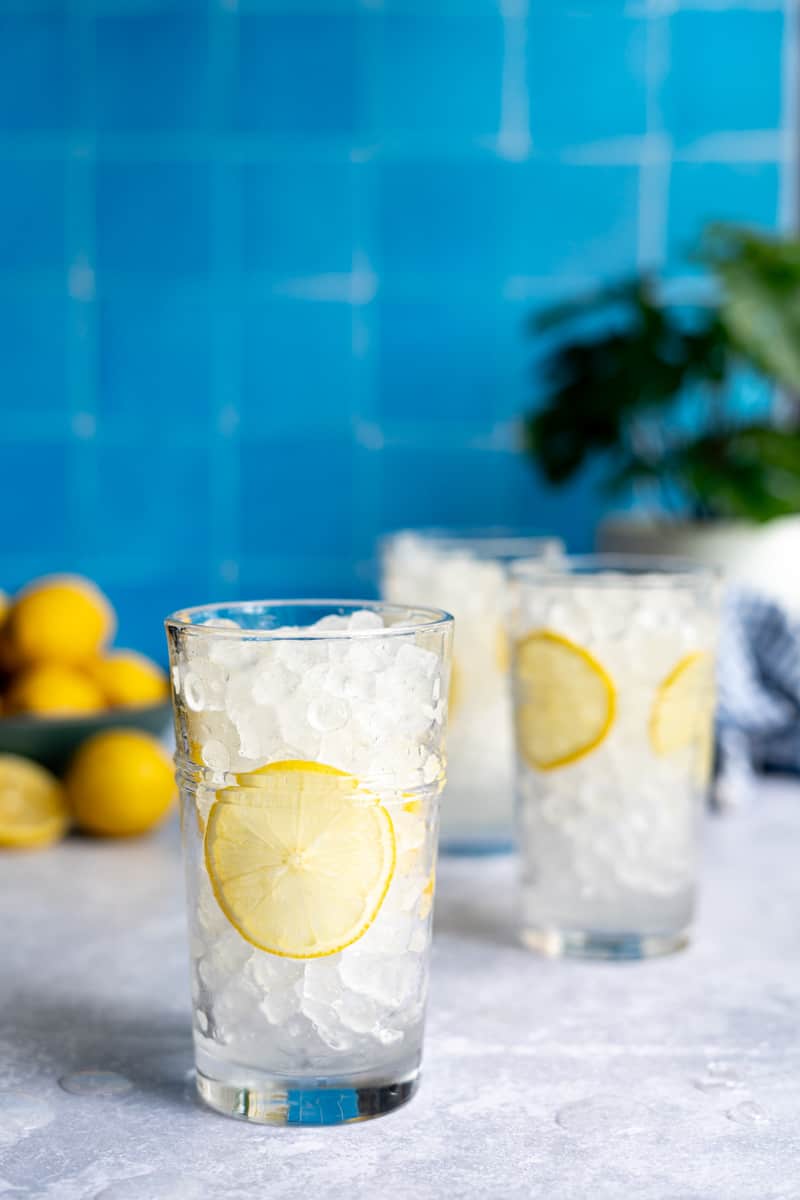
(91, 650), (169, 708)
(66, 730), (176, 837)
(6, 664), (106, 716)
(7, 575), (115, 667)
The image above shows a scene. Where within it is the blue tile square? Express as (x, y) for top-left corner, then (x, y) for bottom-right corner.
(238, 555), (360, 604)
(378, 161), (507, 288)
(0, 161), (66, 272)
(505, 452), (603, 553)
(90, 443), (212, 561)
(0, 442), (69, 554)
(0, 13), (70, 132)
(236, 14), (359, 136)
(241, 301), (355, 437)
(377, 299), (500, 424)
(378, 446), (518, 531)
(664, 10), (784, 147)
(96, 163), (211, 278)
(242, 163), (356, 277)
(110, 571), (213, 664)
(370, 14), (502, 140)
(527, 7), (647, 150)
(507, 162), (640, 280)
(0, 296), (68, 422)
(240, 437), (356, 558)
(98, 293), (213, 431)
(95, 12), (210, 133)
(666, 163), (780, 270)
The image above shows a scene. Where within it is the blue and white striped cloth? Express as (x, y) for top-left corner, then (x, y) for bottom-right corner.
(715, 589), (800, 807)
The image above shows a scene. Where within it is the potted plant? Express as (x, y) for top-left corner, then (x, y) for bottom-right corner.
(524, 224), (800, 612)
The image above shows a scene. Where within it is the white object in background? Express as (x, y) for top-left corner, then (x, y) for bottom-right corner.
(598, 516), (800, 617)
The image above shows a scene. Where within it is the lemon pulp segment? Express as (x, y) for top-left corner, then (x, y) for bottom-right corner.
(514, 630), (616, 770)
(205, 760), (396, 959)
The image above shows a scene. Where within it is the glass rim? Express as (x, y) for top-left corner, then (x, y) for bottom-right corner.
(381, 526), (564, 557)
(164, 598), (454, 641)
(509, 553), (722, 587)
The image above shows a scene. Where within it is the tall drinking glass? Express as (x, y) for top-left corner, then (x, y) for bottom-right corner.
(381, 529), (563, 853)
(509, 557), (720, 959)
(165, 600), (453, 1124)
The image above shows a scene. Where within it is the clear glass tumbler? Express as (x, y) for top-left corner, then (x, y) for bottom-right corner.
(165, 600), (453, 1125)
(381, 529), (563, 853)
(509, 557), (720, 960)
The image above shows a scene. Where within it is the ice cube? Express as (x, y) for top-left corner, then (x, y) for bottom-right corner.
(183, 671), (208, 713)
(233, 704), (282, 762)
(335, 990), (380, 1035)
(325, 665), (375, 703)
(348, 610), (385, 631)
(395, 642), (439, 678)
(347, 639), (395, 673)
(278, 698), (321, 758)
(251, 662), (299, 706)
(200, 739), (230, 772)
(339, 951), (422, 1009)
(307, 694), (350, 733)
(314, 614), (351, 631)
(279, 640), (327, 674)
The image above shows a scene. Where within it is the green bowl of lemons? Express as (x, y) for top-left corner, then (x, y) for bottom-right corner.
(0, 574), (175, 848)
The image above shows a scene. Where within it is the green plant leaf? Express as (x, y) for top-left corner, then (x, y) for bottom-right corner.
(703, 223), (800, 392)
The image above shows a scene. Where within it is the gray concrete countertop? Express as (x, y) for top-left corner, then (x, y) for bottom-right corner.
(2, 780), (800, 1199)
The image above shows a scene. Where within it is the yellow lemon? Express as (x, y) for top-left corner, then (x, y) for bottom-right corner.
(66, 729), (176, 837)
(8, 575), (115, 667)
(514, 630), (616, 770)
(649, 651), (715, 760)
(205, 760), (395, 959)
(6, 663), (106, 716)
(91, 650), (168, 708)
(0, 755), (69, 849)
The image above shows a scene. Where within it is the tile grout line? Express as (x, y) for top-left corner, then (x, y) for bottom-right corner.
(778, 0), (799, 229)
(209, 0), (242, 599)
(637, 0), (672, 272)
(65, 0), (99, 576)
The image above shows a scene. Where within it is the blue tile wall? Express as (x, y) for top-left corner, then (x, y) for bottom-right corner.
(0, 0), (793, 660)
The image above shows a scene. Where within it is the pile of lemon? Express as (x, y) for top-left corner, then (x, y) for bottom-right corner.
(0, 574), (176, 850)
(0, 574), (168, 717)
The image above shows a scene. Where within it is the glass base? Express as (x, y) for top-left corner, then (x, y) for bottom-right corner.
(196, 1068), (420, 1126)
(520, 927), (690, 960)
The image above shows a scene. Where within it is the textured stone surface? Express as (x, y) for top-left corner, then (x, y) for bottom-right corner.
(2, 781), (799, 1198)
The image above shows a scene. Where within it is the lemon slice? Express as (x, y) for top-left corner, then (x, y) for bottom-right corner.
(0, 755), (69, 849)
(650, 651), (715, 759)
(514, 630), (616, 770)
(205, 760), (395, 959)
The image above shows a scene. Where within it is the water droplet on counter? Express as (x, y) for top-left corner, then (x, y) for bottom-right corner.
(59, 1070), (134, 1097)
(556, 1094), (652, 1136)
(726, 1100), (768, 1127)
(0, 1091), (54, 1145)
(692, 1062), (740, 1093)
